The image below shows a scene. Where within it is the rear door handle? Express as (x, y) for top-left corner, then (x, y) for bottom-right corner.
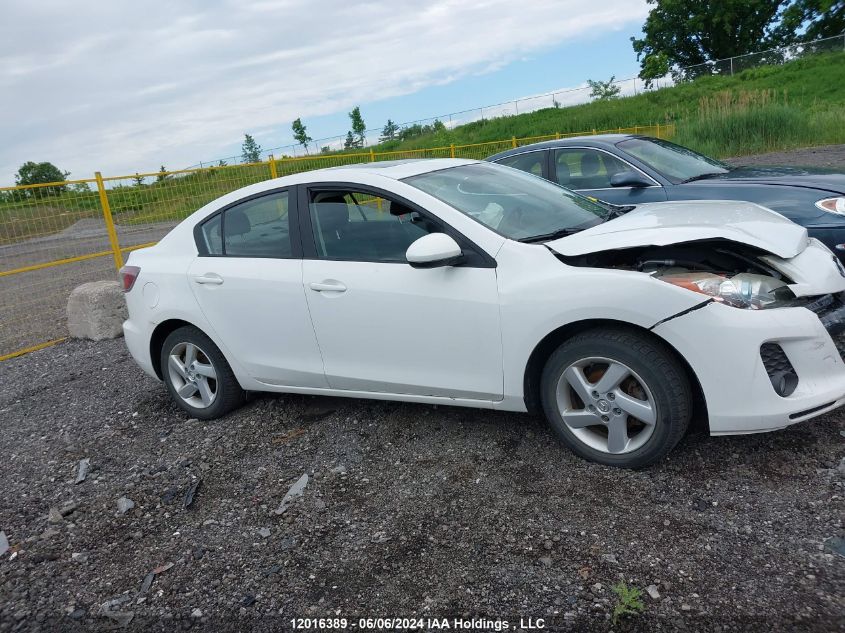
(193, 274), (224, 285)
(309, 281), (347, 293)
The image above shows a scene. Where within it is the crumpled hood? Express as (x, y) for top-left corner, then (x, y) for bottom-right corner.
(548, 200), (810, 259)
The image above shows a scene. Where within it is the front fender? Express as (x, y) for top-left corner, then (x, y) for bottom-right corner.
(496, 242), (708, 403)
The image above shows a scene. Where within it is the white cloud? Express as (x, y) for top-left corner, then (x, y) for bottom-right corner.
(0, 0), (648, 183)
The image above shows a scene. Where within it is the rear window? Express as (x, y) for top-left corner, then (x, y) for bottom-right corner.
(199, 191), (292, 258)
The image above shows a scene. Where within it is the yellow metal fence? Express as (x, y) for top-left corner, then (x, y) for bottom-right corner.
(0, 123), (674, 360)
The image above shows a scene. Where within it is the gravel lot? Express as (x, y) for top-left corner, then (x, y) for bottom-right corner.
(728, 144), (845, 169)
(0, 338), (843, 632)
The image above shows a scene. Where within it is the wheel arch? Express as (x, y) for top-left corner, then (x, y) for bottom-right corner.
(522, 319), (708, 429)
(149, 319), (200, 380)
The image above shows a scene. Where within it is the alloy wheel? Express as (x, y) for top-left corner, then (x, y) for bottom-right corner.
(167, 342), (218, 409)
(555, 356), (657, 454)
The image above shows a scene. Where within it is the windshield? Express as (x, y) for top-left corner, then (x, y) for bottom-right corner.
(403, 162), (607, 241)
(616, 137), (729, 184)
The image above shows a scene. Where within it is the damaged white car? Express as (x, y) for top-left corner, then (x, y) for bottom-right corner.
(121, 159), (845, 468)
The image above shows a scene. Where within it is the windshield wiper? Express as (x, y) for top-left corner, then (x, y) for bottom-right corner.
(604, 204), (635, 219)
(518, 228), (585, 243)
(679, 171), (727, 184)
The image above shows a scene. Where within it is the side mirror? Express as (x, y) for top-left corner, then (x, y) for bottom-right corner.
(610, 171), (652, 188)
(406, 233), (463, 268)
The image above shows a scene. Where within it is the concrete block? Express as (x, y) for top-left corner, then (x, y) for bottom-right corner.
(67, 280), (127, 340)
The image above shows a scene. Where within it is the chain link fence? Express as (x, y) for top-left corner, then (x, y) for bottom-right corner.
(0, 124), (672, 360)
(191, 34), (842, 165)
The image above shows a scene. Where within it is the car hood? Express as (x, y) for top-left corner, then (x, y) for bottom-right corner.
(696, 166), (845, 194)
(547, 200), (810, 259)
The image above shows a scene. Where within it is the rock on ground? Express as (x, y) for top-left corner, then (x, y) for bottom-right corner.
(66, 280), (127, 341)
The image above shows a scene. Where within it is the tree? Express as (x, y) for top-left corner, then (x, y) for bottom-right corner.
(241, 133), (262, 163)
(631, 0), (783, 85)
(379, 119), (400, 142)
(15, 161), (69, 196)
(587, 76), (622, 100)
(320, 146), (331, 154)
(343, 131), (356, 150)
(217, 159), (228, 167)
(157, 165), (168, 183)
(348, 106), (366, 146)
(132, 173), (145, 186)
(291, 118), (312, 153)
(770, 0), (845, 44)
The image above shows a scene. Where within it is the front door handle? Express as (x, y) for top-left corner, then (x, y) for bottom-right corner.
(193, 273), (224, 285)
(309, 281), (347, 293)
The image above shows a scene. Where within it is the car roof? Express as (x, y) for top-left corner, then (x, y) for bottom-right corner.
(486, 134), (646, 162)
(273, 157), (479, 185)
(175, 158), (480, 222)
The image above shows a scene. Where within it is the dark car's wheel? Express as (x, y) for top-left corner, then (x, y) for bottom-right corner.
(540, 327), (692, 468)
(160, 326), (245, 419)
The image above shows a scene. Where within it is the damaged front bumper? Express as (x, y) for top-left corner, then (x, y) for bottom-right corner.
(653, 294), (845, 435)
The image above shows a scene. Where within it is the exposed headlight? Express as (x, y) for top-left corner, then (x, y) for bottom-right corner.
(656, 272), (794, 309)
(815, 197), (845, 215)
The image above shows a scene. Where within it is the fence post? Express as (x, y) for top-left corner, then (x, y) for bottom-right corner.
(730, 57), (734, 75)
(95, 171), (124, 271)
(450, 144), (456, 159)
(656, 122), (661, 138)
(268, 154), (278, 179)
(511, 136), (517, 148)
(555, 132), (561, 140)
(592, 128), (596, 136)
(369, 148), (376, 162)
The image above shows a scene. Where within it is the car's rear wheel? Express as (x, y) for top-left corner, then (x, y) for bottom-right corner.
(540, 327), (691, 468)
(160, 326), (245, 419)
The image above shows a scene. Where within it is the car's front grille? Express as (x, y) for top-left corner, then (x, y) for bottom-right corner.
(804, 292), (845, 361)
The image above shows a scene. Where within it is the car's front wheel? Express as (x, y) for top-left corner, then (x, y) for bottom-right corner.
(540, 327), (692, 468)
(160, 325), (245, 419)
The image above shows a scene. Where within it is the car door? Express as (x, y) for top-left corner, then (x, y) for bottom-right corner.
(187, 188), (329, 388)
(299, 184), (504, 401)
(553, 148), (667, 204)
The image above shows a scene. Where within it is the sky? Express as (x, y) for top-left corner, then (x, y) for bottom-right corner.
(0, 0), (650, 185)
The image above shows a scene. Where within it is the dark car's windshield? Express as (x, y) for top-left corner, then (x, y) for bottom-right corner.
(403, 162), (607, 241)
(616, 137), (730, 184)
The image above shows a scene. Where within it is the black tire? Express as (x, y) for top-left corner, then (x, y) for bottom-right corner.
(540, 327), (692, 468)
(160, 325), (245, 420)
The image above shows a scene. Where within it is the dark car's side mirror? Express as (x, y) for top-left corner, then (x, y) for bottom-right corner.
(610, 171), (652, 188)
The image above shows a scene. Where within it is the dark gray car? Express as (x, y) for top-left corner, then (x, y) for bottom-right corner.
(487, 135), (845, 258)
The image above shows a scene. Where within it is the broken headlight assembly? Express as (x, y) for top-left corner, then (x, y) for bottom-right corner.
(655, 271), (795, 309)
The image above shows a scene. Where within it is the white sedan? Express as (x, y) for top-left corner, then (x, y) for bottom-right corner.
(121, 159), (845, 468)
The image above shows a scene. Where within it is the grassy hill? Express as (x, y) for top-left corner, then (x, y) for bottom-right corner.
(372, 51), (845, 159)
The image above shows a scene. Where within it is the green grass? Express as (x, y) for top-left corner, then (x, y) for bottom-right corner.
(611, 582), (646, 625)
(2, 50), (844, 248)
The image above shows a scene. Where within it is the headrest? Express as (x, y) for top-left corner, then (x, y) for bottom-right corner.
(557, 160), (571, 185)
(581, 153), (600, 176)
(226, 208), (251, 235)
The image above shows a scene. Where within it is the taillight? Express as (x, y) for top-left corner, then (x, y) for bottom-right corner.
(119, 265), (141, 292)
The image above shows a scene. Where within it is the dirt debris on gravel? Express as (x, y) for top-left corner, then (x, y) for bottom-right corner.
(727, 144), (845, 169)
(0, 338), (843, 632)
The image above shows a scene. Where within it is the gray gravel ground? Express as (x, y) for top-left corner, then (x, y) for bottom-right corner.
(1, 338), (843, 632)
(727, 144), (845, 169)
